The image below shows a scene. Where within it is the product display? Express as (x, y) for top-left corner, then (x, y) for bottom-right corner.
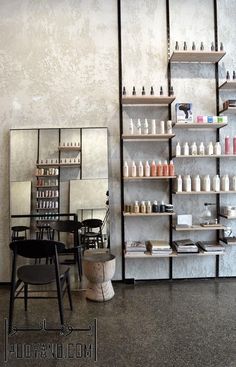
(175, 174), (236, 192)
(124, 201), (174, 214)
(123, 160), (175, 177)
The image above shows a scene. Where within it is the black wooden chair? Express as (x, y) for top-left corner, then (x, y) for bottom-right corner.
(81, 219), (104, 249)
(50, 220), (82, 281)
(8, 239), (72, 334)
(11, 226), (29, 241)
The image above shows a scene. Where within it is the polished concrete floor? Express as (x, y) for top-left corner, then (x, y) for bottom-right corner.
(0, 279), (236, 367)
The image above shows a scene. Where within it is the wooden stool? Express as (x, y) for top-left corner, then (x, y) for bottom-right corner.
(83, 253), (116, 302)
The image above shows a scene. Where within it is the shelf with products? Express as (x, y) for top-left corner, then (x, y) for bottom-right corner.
(173, 154), (236, 158)
(125, 249), (224, 258)
(173, 224), (226, 231)
(124, 176), (176, 181)
(35, 174), (59, 178)
(219, 80), (236, 90)
(58, 145), (81, 151)
(174, 122), (227, 129)
(122, 95), (175, 105)
(35, 208), (59, 211)
(123, 212), (175, 217)
(173, 191), (236, 195)
(37, 162), (80, 168)
(122, 134), (175, 141)
(170, 51), (226, 63)
(36, 185), (59, 188)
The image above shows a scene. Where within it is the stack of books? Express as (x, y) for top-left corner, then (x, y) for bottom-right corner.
(197, 241), (225, 253)
(148, 240), (172, 255)
(173, 239), (199, 253)
(125, 241), (146, 254)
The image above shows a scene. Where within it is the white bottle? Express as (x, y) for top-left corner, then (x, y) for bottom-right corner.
(137, 119), (142, 135)
(203, 175), (211, 191)
(144, 161), (150, 177)
(176, 175), (182, 192)
(184, 175), (192, 192)
(131, 161), (137, 177)
(183, 142), (189, 156)
(166, 120), (172, 134)
(138, 161), (144, 177)
(199, 142), (205, 155)
(129, 118), (134, 135)
(214, 142), (221, 155)
(123, 161), (129, 177)
(212, 174), (220, 192)
(140, 201), (146, 213)
(221, 174), (229, 191)
(146, 201), (152, 213)
(192, 175), (201, 191)
(190, 142), (198, 156)
(144, 119), (149, 135)
(160, 120), (165, 134)
(232, 176), (236, 191)
(207, 141), (214, 155)
(176, 142), (181, 156)
(151, 119), (156, 135)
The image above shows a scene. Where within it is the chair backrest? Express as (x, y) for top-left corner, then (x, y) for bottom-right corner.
(82, 219), (103, 230)
(9, 239), (65, 259)
(50, 220), (82, 233)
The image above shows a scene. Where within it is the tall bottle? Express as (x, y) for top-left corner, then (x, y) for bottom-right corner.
(199, 142), (205, 155)
(151, 160), (156, 176)
(184, 175), (192, 192)
(212, 175), (220, 192)
(176, 142), (181, 156)
(169, 160), (175, 176)
(131, 161), (137, 177)
(123, 161), (129, 177)
(202, 175), (211, 191)
(232, 176), (236, 191)
(162, 160), (169, 176)
(233, 136), (236, 154)
(144, 161), (150, 177)
(134, 201), (140, 213)
(151, 119), (156, 135)
(137, 119), (142, 135)
(207, 142), (214, 155)
(221, 174), (229, 191)
(192, 175), (201, 192)
(138, 161), (144, 177)
(160, 120), (165, 134)
(157, 161), (163, 176)
(146, 201), (152, 213)
(144, 119), (149, 135)
(225, 136), (230, 154)
(183, 142), (189, 156)
(190, 142), (197, 155)
(166, 120), (172, 134)
(140, 201), (146, 213)
(214, 142), (221, 155)
(129, 119), (134, 135)
(176, 175), (182, 192)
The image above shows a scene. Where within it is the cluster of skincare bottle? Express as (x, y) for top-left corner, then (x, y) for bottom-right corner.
(176, 174), (236, 192)
(175, 141), (222, 156)
(125, 201), (173, 214)
(123, 160), (175, 177)
(128, 118), (173, 135)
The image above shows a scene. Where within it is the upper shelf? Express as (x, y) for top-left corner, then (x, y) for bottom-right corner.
(122, 96), (175, 105)
(170, 51), (226, 63)
(58, 146), (81, 151)
(174, 122), (227, 129)
(219, 81), (236, 90)
(124, 176), (176, 181)
(122, 134), (175, 141)
(173, 224), (226, 231)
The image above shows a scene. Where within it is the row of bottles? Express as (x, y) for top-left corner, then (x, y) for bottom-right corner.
(123, 86), (174, 96)
(38, 158), (80, 165)
(37, 178), (58, 187)
(175, 137), (236, 156)
(36, 200), (59, 209)
(125, 201), (174, 214)
(36, 190), (59, 198)
(123, 160), (175, 177)
(35, 168), (59, 176)
(176, 174), (236, 192)
(60, 142), (80, 147)
(226, 70), (236, 80)
(175, 41), (223, 51)
(37, 215), (59, 221)
(128, 118), (173, 135)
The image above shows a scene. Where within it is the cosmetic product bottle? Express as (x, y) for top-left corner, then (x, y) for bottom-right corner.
(183, 142), (190, 156)
(226, 71), (230, 80)
(192, 42), (196, 50)
(233, 71), (236, 80)
(144, 119), (149, 135)
(193, 175), (201, 192)
(175, 41), (179, 50)
(220, 42), (224, 51)
(137, 119), (142, 135)
(200, 42), (204, 50)
(151, 119), (156, 135)
(203, 175), (211, 192)
(160, 120), (165, 134)
(199, 142), (205, 155)
(166, 120), (172, 134)
(146, 201), (152, 213)
(233, 137), (236, 154)
(213, 175), (220, 192)
(162, 160), (169, 176)
(221, 174), (229, 191)
(207, 141), (214, 155)
(183, 41), (187, 50)
(214, 142), (221, 155)
(160, 86), (163, 96)
(151, 160), (156, 176)
(176, 175), (182, 192)
(131, 161), (137, 177)
(169, 86), (174, 96)
(129, 118), (134, 135)
(134, 201), (140, 213)
(160, 201), (165, 213)
(225, 136), (230, 154)
(144, 161), (150, 177)
(157, 161), (163, 176)
(150, 86), (154, 95)
(123, 161), (129, 177)
(176, 142), (181, 156)
(169, 160), (175, 176)
(140, 201), (146, 214)
(122, 86), (126, 95)
(138, 161), (144, 177)
(142, 86), (145, 95)
(232, 176), (236, 191)
(184, 175), (192, 192)
(152, 200), (159, 213)
(190, 142), (197, 155)
(132, 86), (136, 95)
(211, 42), (214, 51)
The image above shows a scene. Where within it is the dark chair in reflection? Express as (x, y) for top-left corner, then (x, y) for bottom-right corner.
(81, 219), (104, 249)
(11, 226), (29, 241)
(50, 220), (82, 281)
(8, 239), (72, 334)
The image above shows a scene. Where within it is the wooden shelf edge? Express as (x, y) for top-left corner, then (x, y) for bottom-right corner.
(122, 134), (175, 140)
(122, 95), (176, 105)
(219, 106), (236, 114)
(123, 212), (176, 217)
(173, 154), (236, 158)
(219, 80), (236, 90)
(125, 249), (224, 258)
(173, 191), (236, 195)
(124, 176), (176, 180)
(170, 50), (226, 63)
(173, 225), (226, 231)
(174, 122), (227, 129)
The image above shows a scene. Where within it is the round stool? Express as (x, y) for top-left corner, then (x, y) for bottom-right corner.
(83, 253), (116, 302)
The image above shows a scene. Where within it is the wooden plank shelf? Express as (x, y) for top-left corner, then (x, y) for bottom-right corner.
(124, 176), (176, 181)
(219, 213), (236, 219)
(123, 212), (175, 217)
(36, 208), (59, 211)
(122, 95), (175, 105)
(173, 154), (236, 158)
(36, 185), (59, 188)
(35, 174), (59, 178)
(219, 81), (236, 90)
(219, 106), (236, 114)
(58, 146), (81, 151)
(173, 191), (236, 195)
(36, 163), (80, 168)
(170, 51), (225, 63)
(59, 163), (80, 167)
(174, 122), (227, 129)
(125, 249), (224, 258)
(122, 134), (175, 141)
(173, 224), (226, 231)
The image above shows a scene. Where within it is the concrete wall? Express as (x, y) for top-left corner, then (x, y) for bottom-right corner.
(0, 0), (235, 281)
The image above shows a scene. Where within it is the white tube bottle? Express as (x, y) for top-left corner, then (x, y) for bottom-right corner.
(203, 174), (211, 192)
(129, 119), (134, 135)
(192, 175), (201, 192)
(232, 176), (236, 191)
(183, 142), (190, 156)
(144, 161), (150, 177)
(137, 119), (142, 135)
(123, 161), (129, 177)
(176, 142), (181, 156)
(131, 161), (137, 177)
(190, 142), (198, 156)
(212, 175), (220, 192)
(144, 119), (149, 135)
(151, 119), (156, 135)
(138, 161), (144, 177)
(207, 141), (214, 155)
(221, 174), (229, 191)
(184, 175), (192, 192)
(214, 142), (221, 155)
(199, 142), (205, 155)
(176, 175), (182, 192)
(160, 120), (165, 134)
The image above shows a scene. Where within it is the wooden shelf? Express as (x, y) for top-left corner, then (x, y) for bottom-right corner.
(173, 224), (226, 231)
(59, 163), (80, 167)
(36, 163), (80, 168)
(122, 95), (175, 105)
(173, 191), (236, 195)
(124, 176), (176, 181)
(219, 213), (236, 219)
(170, 51), (226, 63)
(125, 249), (224, 258)
(35, 174), (59, 178)
(174, 122), (227, 129)
(122, 134), (175, 141)
(173, 154), (236, 158)
(36, 208), (59, 211)
(36, 185), (59, 188)
(58, 146), (81, 151)
(219, 81), (236, 90)
(219, 106), (236, 114)
(36, 197), (59, 200)
(123, 212), (175, 217)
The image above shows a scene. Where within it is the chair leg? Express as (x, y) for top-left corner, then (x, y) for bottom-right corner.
(66, 272), (73, 311)
(75, 248), (82, 281)
(24, 284), (28, 311)
(8, 283), (15, 334)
